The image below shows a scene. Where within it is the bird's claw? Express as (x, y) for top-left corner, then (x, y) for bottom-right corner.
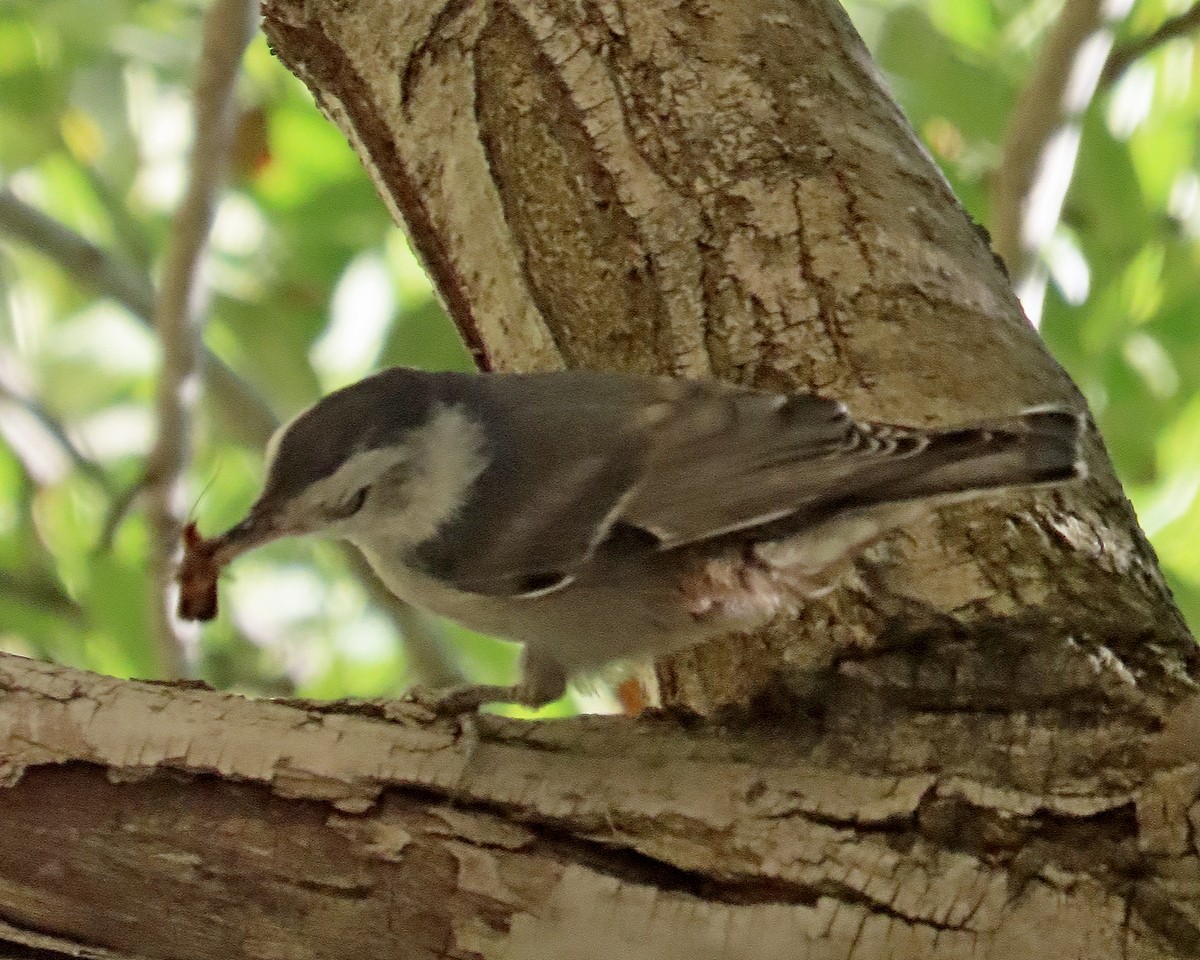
(402, 683), (522, 718)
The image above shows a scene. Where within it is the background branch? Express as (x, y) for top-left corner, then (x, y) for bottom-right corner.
(0, 570), (82, 622)
(73, 162), (158, 273)
(0, 352), (109, 489)
(1101, 3), (1200, 87)
(990, 0), (1132, 324)
(0, 186), (464, 687)
(0, 185), (278, 448)
(142, 0), (258, 678)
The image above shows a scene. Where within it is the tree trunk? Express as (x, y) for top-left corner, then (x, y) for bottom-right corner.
(3, 0), (1198, 957)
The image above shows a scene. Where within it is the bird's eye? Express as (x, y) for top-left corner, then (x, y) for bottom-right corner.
(332, 485), (369, 519)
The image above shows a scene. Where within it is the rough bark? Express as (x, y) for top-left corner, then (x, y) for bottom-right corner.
(4, 0), (1199, 957)
(5, 654), (1200, 960)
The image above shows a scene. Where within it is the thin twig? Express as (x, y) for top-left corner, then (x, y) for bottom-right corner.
(95, 481), (146, 554)
(990, 0), (1133, 325)
(143, 0), (258, 679)
(0, 354), (110, 489)
(0, 187), (464, 686)
(1101, 3), (1200, 87)
(74, 162), (157, 272)
(0, 185), (279, 448)
(0, 570), (84, 622)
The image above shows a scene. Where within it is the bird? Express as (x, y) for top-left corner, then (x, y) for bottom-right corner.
(176, 367), (1086, 713)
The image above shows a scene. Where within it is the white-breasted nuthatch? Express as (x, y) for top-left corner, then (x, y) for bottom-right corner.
(178, 367), (1085, 711)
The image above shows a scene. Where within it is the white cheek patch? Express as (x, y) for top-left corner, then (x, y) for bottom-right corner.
(391, 405), (489, 545)
(311, 404), (488, 548)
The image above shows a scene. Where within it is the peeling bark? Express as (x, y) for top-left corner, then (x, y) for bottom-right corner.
(4, 656), (1200, 959)
(5, 0), (1200, 957)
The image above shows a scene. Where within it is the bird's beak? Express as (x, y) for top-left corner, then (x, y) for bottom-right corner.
(209, 505), (286, 565)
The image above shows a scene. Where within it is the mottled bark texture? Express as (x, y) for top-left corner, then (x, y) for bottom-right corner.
(3, 655), (1200, 960)
(4, 0), (1200, 957)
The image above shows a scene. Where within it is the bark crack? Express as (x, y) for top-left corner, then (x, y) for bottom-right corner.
(790, 179), (869, 394)
(262, 8), (494, 368)
(399, 0), (483, 112)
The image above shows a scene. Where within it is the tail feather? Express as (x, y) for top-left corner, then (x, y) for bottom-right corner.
(755, 407), (1086, 544)
(867, 407), (1086, 505)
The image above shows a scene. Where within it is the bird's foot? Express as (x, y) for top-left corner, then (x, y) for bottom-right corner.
(402, 682), (527, 718)
(403, 655), (567, 719)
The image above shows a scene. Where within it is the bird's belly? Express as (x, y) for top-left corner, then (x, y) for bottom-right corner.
(355, 542), (787, 676)
(370, 562), (690, 670)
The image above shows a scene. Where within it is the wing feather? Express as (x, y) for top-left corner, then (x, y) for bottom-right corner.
(409, 372), (669, 596)
(623, 390), (863, 546)
(412, 373), (944, 597)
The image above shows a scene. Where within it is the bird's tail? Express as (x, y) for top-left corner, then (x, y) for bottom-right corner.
(756, 407), (1086, 548)
(857, 407), (1087, 507)
(752, 407), (1087, 589)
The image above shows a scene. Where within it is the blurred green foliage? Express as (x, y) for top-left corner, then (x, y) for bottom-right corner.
(0, 0), (1197, 704)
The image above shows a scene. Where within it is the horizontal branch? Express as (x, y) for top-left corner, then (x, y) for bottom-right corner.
(0, 917), (147, 960)
(2, 652), (1197, 959)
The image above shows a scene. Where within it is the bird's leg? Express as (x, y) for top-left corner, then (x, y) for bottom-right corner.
(404, 648), (568, 716)
(405, 683), (518, 715)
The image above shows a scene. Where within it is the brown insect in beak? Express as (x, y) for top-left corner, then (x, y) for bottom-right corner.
(177, 522), (221, 621)
(176, 510), (283, 622)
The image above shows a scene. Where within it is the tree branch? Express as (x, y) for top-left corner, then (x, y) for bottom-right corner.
(0, 186), (153, 317)
(0, 351), (109, 489)
(142, 0), (258, 678)
(2, 650), (1197, 958)
(0, 571), (83, 622)
(0, 185), (278, 448)
(991, 1), (1200, 322)
(73, 161), (157, 273)
(0, 916), (149, 960)
(990, 0), (1133, 325)
(1101, 2), (1200, 87)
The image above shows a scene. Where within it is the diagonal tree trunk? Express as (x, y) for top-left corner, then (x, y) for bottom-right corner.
(3, 0), (1198, 957)
(260, 0), (1194, 711)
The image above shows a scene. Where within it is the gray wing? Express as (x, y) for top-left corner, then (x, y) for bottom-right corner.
(416, 371), (1080, 600)
(622, 397), (1081, 547)
(623, 389), (864, 546)
(415, 373), (859, 597)
(410, 372), (665, 597)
